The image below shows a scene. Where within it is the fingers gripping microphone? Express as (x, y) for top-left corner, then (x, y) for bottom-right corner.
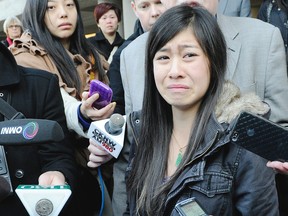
(0, 93), (70, 214)
(0, 119), (64, 145)
(0, 118), (66, 210)
(88, 114), (126, 158)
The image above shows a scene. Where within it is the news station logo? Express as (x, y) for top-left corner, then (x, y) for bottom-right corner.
(92, 128), (116, 152)
(0, 122), (39, 140)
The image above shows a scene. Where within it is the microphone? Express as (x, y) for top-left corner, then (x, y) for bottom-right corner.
(0, 119), (64, 146)
(15, 185), (71, 216)
(0, 119), (70, 214)
(88, 114), (126, 158)
(105, 113), (125, 135)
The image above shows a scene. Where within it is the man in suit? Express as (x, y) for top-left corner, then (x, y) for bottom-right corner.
(108, 0), (165, 115)
(109, 0), (165, 215)
(90, 0), (288, 214)
(218, 0), (251, 17)
(121, 0), (288, 125)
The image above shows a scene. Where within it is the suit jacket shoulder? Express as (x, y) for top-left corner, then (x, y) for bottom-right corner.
(217, 14), (288, 127)
(122, 32), (149, 57)
(218, 0), (251, 17)
(120, 32), (149, 114)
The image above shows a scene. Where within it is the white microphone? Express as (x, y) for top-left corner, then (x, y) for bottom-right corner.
(88, 114), (126, 158)
(15, 185), (71, 216)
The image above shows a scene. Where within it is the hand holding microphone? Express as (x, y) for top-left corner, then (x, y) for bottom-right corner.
(0, 118), (66, 204)
(88, 113), (126, 158)
(87, 139), (113, 168)
(0, 118), (72, 215)
(38, 171), (66, 186)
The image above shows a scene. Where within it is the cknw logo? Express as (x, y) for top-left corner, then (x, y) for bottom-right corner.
(92, 129), (116, 152)
(0, 122), (39, 140)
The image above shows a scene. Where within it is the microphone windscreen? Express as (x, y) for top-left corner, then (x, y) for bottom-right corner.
(109, 114), (125, 131)
(0, 176), (11, 202)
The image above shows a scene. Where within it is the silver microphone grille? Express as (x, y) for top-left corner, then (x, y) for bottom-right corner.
(109, 114), (125, 131)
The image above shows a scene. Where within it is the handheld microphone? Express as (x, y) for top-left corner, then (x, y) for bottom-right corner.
(0, 119), (70, 214)
(88, 114), (126, 158)
(105, 114), (125, 135)
(0, 119), (64, 146)
(0, 119), (65, 202)
(15, 185), (71, 216)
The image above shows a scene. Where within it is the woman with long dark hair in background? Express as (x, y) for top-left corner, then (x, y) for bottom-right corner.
(10, 0), (115, 215)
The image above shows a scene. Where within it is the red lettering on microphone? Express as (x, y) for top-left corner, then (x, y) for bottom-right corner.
(102, 142), (114, 152)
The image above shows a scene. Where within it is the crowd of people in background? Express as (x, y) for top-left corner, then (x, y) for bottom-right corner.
(0, 0), (288, 215)
(88, 2), (125, 65)
(1, 16), (23, 47)
(258, 0), (288, 67)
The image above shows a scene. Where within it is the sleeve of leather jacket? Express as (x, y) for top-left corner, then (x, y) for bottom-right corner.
(233, 147), (279, 215)
(257, 2), (268, 21)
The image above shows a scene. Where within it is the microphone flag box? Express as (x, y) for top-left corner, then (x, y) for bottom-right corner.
(15, 185), (71, 216)
(88, 115), (126, 158)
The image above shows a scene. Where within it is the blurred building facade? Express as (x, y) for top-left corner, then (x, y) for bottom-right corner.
(0, 0), (262, 40)
(0, 0), (136, 40)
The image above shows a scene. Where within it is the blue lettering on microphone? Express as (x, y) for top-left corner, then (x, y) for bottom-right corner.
(92, 129), (116, 152)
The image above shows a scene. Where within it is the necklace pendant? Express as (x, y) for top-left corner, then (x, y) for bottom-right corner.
(176, 152), (182, 167)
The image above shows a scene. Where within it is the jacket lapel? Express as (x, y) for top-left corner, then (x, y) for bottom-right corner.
(217, 15), (241, 80)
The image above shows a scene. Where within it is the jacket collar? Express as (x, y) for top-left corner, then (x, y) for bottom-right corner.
(130, 81), (270, 155)
(0, 42), (20, 87)
(134, 19), (145, 36)
(94, 31), (124, 46)
(181, 81), (270, 172)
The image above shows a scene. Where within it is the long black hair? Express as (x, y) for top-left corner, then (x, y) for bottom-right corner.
(127, 5), (227, 215)
(276, 0), (288, 12)
(21, 0), (106, 97)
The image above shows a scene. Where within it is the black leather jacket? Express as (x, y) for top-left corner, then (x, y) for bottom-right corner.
(126, 110), (279, 216)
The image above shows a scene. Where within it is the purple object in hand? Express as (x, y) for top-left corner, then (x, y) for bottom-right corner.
(89, 80), (113, 109)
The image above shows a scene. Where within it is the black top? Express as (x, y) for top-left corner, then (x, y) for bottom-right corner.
(88, 31), (125, 60)
(1, 39), (9, 47)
